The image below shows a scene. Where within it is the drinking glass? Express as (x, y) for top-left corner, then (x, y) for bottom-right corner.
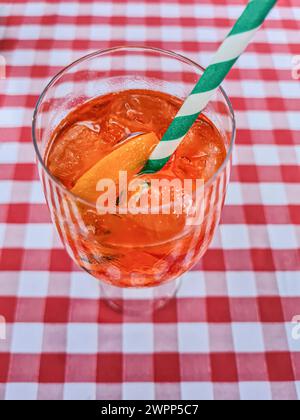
(32, 47), (235, 313)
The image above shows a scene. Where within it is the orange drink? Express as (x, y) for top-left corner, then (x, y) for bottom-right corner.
(33, 47), (234, 296)
(45, 89), (227, 287)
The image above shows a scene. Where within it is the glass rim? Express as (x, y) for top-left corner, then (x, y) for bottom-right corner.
(32, 45), (236, 208)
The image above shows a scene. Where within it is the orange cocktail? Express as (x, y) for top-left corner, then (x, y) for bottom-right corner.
(33, 47), (234, 293)
(45, 89), (227, 287)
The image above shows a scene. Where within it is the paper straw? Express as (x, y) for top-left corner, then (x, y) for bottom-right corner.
(142, 0), (277, 174)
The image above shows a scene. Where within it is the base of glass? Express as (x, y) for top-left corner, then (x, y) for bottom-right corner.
(100, 278), (181, 316)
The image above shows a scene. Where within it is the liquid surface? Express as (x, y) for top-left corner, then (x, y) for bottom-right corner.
(47, 89), (226, 191)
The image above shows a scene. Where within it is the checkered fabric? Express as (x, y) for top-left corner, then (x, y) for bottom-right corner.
(0, 0), (300, 401)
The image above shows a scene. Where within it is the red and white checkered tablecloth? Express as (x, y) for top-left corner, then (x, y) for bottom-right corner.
(0, 0), (300, 401)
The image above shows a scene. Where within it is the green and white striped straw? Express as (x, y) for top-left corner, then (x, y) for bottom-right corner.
(142, 0), (277, 174)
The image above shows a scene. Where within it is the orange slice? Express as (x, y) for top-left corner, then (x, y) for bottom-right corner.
(71, 132), (159, 202)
